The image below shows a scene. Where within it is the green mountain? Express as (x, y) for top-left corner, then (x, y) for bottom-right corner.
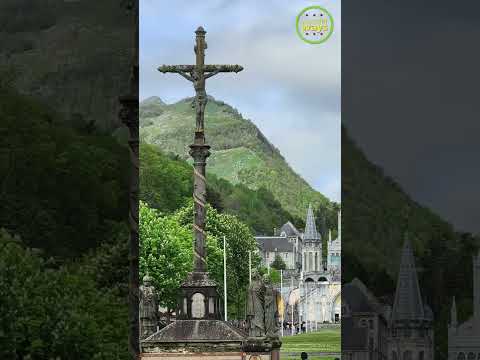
(139, 96), (337, 221)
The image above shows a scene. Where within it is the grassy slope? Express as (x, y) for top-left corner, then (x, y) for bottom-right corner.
(140, 97), (336, 220)
(281, 330), (341, 353)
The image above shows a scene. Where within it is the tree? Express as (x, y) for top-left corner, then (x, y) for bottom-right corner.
(271, 254), (287, 270)
(139, 201), (261, 318)
(0, 228), (129, 359)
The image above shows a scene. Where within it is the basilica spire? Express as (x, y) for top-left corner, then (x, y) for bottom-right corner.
(303, 204), (321, 241)
(450, 296), (457, 328)
(391, 234), (425, 322)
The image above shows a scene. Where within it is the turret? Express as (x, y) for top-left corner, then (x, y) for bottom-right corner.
(450, 296), (457, 330)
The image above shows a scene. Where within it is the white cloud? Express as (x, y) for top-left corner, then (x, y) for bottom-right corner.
(140, 0), (341, 202)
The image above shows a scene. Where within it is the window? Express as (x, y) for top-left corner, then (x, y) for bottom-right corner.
(419, 351), (424, 360)
(183, 297), (188, 314)
(457, 353), (465, 360)
(209, 297), (215, 314)
(468, 353), (475, 360)
(191, 293), (205, 318)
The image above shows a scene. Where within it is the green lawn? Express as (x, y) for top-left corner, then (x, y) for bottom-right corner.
(281, 329), (341, 354)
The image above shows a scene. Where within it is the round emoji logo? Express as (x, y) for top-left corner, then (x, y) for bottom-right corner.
(296, 6), (334, 44)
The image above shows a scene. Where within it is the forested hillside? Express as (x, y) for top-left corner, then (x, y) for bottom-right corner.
(0, 79), (130, 357)
(139, 143), (304, 235)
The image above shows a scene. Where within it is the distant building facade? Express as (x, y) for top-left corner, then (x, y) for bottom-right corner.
(255, 205), (341, 327)
(343, 239), (434, 360)
(448, 251), (480, 360)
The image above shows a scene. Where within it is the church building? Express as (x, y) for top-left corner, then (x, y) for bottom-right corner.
(255, 205), (342, 327)
(342, 238), (434, 360)
(448, 250), (480, 360)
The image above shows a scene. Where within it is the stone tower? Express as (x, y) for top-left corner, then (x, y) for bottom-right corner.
(302, 204), (322, 273)
(388, 237), (434, 360)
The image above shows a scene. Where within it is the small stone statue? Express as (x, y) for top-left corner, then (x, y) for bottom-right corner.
(263, 274), (281, 338)
(246, 270), (266, 337)
(139, 273), (159, 339)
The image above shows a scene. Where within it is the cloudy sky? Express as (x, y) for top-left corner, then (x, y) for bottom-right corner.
(343, 0), (480, 234)
(140, 0), (341, 202)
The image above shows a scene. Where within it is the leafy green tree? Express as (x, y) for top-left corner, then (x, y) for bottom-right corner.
(271, 254), (287, 270)
(0, 229), (129, 359)
(140, 201), (261, 318)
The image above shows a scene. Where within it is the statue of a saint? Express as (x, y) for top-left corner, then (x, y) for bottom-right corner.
(246, 270), (266, 337)
(263, 274), (280, 338)
(139, 273), (159, 339)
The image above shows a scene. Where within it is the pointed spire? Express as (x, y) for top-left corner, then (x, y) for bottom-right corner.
(391, 234), (425, 322)
(451, 296), (457, 328)
(338, 209), (341, 241)
(303, 204), (321, 241)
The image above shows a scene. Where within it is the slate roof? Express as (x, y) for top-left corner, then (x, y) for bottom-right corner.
(279, 221), (301, 237)
(256, 236), (294, 252)
(144, 320), (246, 343)
(303, 204), (321, 241)
(391, 238), (425, 321)
(343, 279), (378, 313)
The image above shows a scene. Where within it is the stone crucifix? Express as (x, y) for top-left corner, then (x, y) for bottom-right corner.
(158, 27), (243, 272)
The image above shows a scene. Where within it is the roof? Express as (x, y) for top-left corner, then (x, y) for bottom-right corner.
(343, 278), (385, 315)
(255, 236), (294, 252)
(391, 238), (425, 322)
(303, 204), (321, 241)
(143, 320), (246, 343)
(279, 221), (301, 237)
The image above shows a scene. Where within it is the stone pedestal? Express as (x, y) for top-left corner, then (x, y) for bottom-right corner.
(242, 336), (282, 360)
(141, 320), (246, 359)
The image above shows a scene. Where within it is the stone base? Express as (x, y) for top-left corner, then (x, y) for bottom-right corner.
(141, 352), (243, 360)
(242, 336), (281, 360)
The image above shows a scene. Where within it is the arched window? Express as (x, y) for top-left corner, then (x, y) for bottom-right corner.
(457, 353), (465, 360)
(191, 293), (205, 318)
(403, 350), (412, 360)
(183, 297), (188, 314)
(468, 353), (475, 360)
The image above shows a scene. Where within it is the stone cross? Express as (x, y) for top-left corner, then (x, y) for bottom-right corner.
(158, 27), (243, 272)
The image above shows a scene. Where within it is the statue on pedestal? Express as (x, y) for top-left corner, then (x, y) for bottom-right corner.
(246, 270), (266, 338)
(140, 274), (159, 339)
(264, 274), (281, 338)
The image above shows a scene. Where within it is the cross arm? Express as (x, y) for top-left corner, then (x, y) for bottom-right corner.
(204, 65), (244, 79)
(158, 64), (243, 74)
